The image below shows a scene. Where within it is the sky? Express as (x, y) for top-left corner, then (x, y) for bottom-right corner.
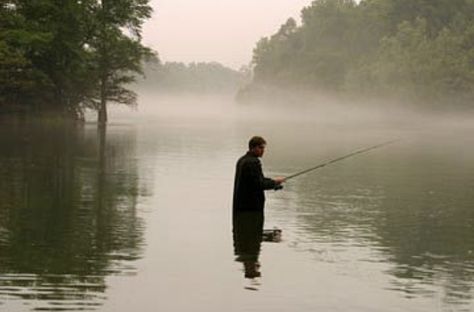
(142, 0), (312, 69)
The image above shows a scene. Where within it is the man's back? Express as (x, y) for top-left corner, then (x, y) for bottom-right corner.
(233, 152), (276, 212)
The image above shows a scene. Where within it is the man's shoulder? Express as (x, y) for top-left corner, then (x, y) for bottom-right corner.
(237, 153), (260, 166)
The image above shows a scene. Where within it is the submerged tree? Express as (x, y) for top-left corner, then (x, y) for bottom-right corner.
(0, 0), (154, 122)
(90, 0), (154, 126)
(0, 0), (101, 118)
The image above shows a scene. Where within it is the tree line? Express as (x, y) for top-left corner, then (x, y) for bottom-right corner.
(137, 61), (244, 94)
(244, 0), (474, 109)
(0, 0), (153, 124)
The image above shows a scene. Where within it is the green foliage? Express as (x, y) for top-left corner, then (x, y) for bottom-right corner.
(86, 26), (154, 110)
(0, 2), (54, 108)
(350, 18), (474, 105)
(248, 0), (474, 108)
(0, 0), (153, 119)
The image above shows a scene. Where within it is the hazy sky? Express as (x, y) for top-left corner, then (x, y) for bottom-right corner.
(143, 0), (312, 69)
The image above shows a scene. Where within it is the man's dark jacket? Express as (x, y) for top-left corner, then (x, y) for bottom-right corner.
(233, 152), (277, 212)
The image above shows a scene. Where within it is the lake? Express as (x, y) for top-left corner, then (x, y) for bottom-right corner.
(1, 95), (473, 311)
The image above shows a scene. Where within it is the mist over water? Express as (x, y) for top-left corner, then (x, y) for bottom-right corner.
(3, 0), (474, 309)
(1, 92), (474, 311)
(112, 93), (474, 310)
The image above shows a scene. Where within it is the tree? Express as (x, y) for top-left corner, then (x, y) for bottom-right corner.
(0, 1), (54, 111)
(0, 0), (100, 118)
(90, 0), (153, 126)
(0, 0), (154, 121)
(245, 0), (474, 109)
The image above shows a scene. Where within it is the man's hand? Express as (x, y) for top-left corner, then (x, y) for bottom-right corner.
(274, 184), (284, 191)
(274, 177), (286, 185)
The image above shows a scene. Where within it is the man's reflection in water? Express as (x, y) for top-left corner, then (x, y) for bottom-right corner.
(233, 211), (264, 282)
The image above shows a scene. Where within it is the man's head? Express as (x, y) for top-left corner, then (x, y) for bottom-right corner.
(248, 136), (266, 157)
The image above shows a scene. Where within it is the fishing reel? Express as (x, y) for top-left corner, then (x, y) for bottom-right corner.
(274, 184), (283, 191)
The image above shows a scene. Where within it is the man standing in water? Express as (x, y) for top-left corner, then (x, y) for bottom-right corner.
(232, 136), (285, 282)
(233, 136), (285, 213)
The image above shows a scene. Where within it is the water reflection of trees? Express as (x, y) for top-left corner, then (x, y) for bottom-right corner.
(290, 157), (474, 308)
(0, 118), (146, 311)
(373, 161), (474, 307)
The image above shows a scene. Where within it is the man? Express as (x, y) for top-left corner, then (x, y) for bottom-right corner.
(233, 136), (285, 213)
(232, 136), (285, 283)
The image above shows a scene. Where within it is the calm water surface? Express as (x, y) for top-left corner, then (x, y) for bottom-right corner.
(0, 96), (473, 311)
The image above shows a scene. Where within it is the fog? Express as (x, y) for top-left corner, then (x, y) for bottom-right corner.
(138, 0), (474, 124)
(110, 91), (474, 133)
(4, 88), (474, 311)
(3, 0), (474, 311)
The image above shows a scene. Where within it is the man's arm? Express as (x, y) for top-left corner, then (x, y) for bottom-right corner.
(247, 160), (279, 191)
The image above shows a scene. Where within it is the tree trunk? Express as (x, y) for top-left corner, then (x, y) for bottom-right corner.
(98, 0), (108, 128)
(98, 77), (107, 126)
(98, 98), (107, 126)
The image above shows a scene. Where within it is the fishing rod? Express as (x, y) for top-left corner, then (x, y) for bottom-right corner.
(283, 139), (399, 182)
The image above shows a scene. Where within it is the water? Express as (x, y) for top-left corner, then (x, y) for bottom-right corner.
(0, 95), (473, 311)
